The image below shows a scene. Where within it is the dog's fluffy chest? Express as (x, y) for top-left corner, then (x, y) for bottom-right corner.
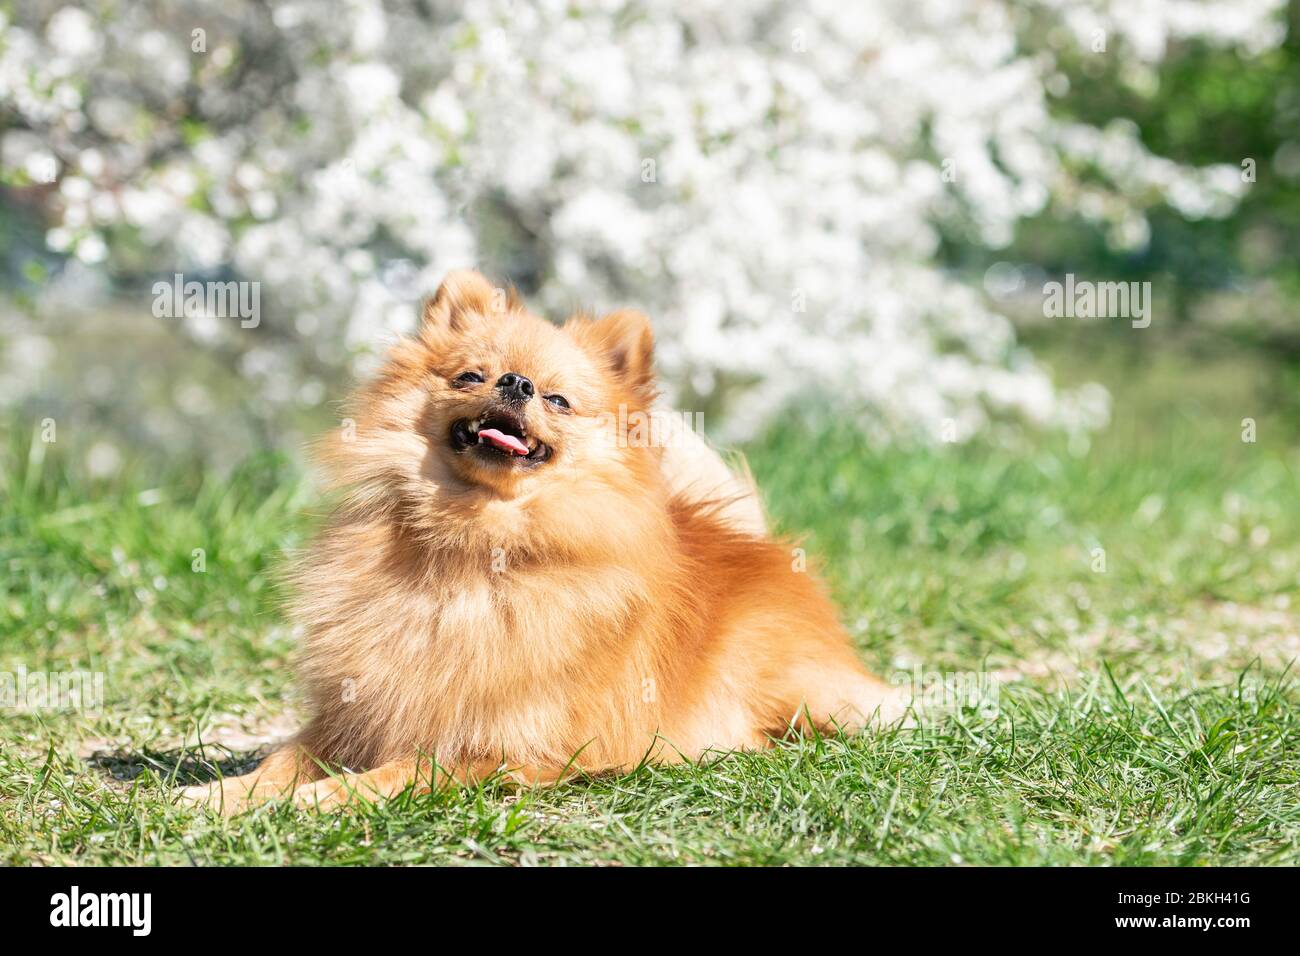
(298, 554), (654, 764)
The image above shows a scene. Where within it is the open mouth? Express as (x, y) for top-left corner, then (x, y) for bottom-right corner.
(450, 413), (552, 463)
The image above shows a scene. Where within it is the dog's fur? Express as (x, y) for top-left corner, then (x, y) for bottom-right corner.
(183, 270), (904, 813)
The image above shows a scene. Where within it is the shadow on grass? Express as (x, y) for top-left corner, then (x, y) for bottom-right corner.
(85, 744), (270, 786)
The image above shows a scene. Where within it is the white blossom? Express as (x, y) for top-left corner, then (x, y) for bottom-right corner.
(0, 0), (1286, 441)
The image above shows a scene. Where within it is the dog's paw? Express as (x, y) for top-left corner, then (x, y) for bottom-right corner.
(289, 776), (386, 812)
(176, 778), (275, 816)
(176, 781), (228, 814)
(879, 684), (917, 728)
(289, 778), (346, 812)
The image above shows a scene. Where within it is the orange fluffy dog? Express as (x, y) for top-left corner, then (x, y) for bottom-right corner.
(183, 270), (905, 813)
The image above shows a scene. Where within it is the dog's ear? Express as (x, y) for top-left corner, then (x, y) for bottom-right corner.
(566, 309), (656, 403)
(420, 270), (518, 335)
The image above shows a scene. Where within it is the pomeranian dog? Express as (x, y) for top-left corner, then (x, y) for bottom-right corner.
(183, 270), (906, 813)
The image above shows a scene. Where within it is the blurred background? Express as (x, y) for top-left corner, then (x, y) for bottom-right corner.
(0, 0), (1297, 473)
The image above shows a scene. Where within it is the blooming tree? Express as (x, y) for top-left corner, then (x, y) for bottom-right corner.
(0, 0), (1286, 445)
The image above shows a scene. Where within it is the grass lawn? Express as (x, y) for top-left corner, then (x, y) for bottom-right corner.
(2, 331), (1298, 865)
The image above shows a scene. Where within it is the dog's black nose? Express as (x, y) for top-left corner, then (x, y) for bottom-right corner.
(496, 372), (534, 403)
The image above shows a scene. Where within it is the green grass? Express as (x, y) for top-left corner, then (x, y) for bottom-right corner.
(2, 333), (1298, 865)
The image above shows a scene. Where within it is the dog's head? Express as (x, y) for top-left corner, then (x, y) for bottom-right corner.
(322, 270), (666, 555)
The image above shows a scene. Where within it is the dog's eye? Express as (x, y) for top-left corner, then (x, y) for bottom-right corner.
(454, 371), (484, 386)
(544, 394), (570, 409)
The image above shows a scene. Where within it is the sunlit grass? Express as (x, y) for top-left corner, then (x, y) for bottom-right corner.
(1, 333), (1297, 865)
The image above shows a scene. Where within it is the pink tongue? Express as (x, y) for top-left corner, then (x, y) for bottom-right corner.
(478, 427), (529, 456)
